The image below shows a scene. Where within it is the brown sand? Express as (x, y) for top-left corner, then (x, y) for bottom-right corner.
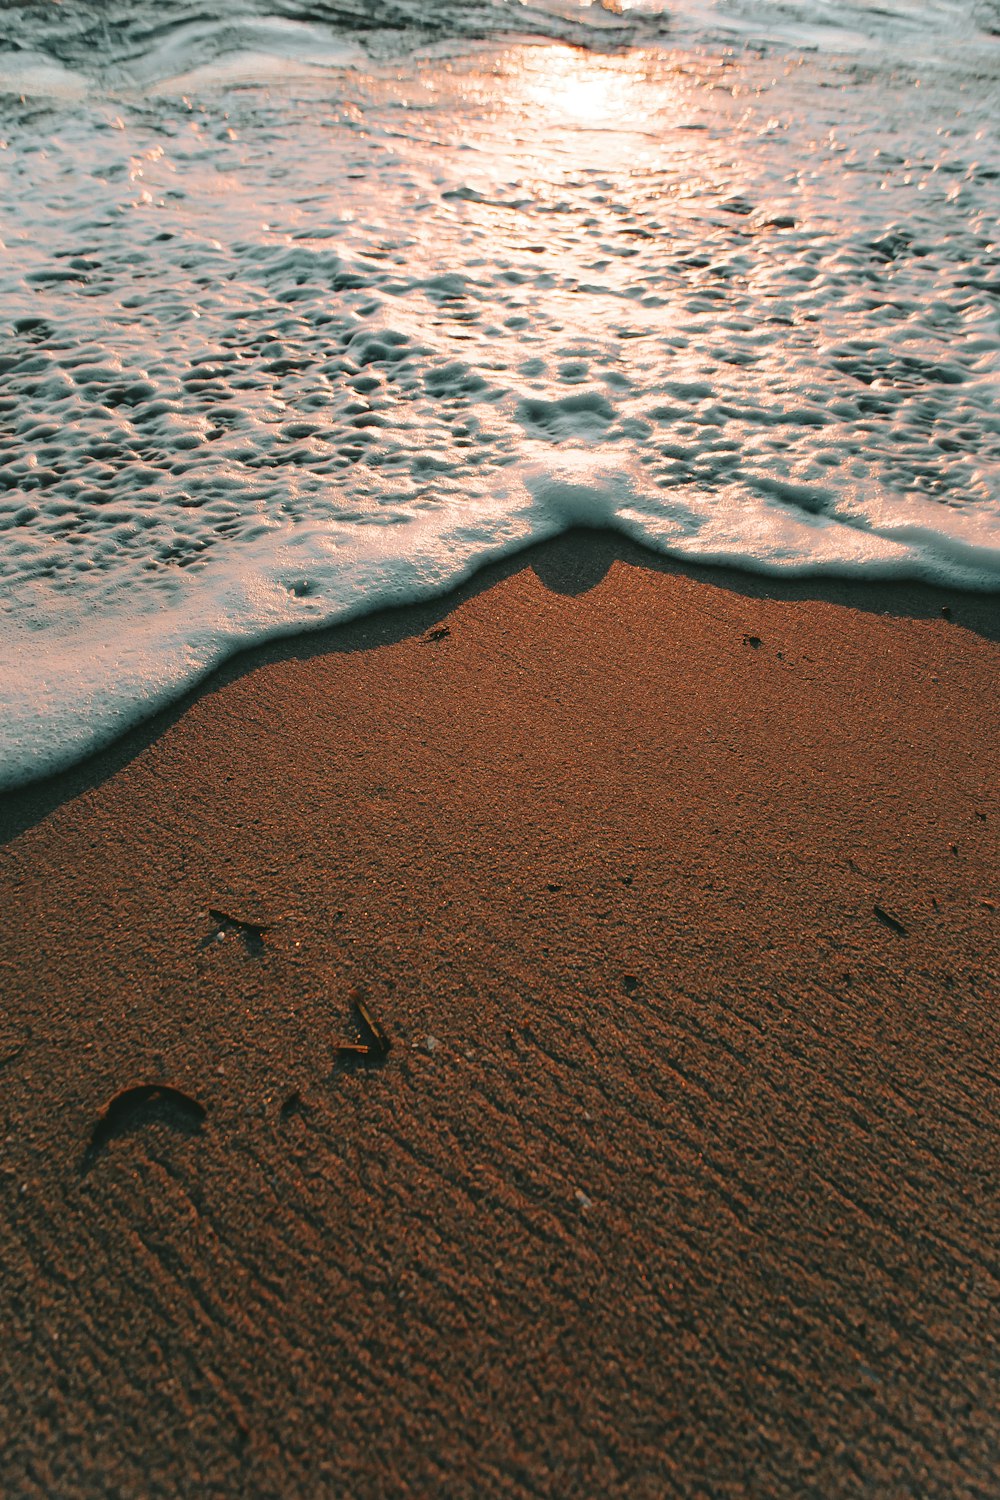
(1, 531), (999, 1497)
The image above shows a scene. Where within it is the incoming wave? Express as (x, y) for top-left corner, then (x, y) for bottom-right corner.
(2, 0), (996, 95)
(0, 0), (669, 89)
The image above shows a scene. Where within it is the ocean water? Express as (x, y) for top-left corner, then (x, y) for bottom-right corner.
(1, 0), (998, 789)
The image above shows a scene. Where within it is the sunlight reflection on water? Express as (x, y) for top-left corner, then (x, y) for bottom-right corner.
(516, 47), (663, 126)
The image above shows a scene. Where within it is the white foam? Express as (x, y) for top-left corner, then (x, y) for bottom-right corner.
(0, 53), (90, 101)
(1, 29), (998, 788)
(3, 452), (998, 788)
(0, 1), (667, 96)
(136, 20), (368, 92)
(666, 0), (997, 57)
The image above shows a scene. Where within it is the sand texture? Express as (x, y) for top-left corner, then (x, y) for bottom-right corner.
(2, 533), (999, 1497)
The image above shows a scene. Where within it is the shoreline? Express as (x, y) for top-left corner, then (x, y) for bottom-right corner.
(6, 528), (1000, 830)
(2, 530), (999, 1496)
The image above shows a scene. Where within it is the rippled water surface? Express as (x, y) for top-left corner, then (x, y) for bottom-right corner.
(1, 1), (998, 785)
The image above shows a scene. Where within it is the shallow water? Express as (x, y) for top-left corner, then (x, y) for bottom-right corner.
(1, 1), (998, 787)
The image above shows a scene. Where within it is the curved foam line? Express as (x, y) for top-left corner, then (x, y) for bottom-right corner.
(3, 459), (999, 792)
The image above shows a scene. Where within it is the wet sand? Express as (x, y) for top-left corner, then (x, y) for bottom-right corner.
(2, 530), (999, 1497)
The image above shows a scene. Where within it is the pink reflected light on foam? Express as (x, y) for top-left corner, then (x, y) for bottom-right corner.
(512, 48), (675, 129)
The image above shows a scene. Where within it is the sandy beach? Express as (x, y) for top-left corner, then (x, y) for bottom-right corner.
(1, 530), (999, 1496)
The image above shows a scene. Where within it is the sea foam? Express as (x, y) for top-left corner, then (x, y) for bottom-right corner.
(1, 13), (998, 789)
